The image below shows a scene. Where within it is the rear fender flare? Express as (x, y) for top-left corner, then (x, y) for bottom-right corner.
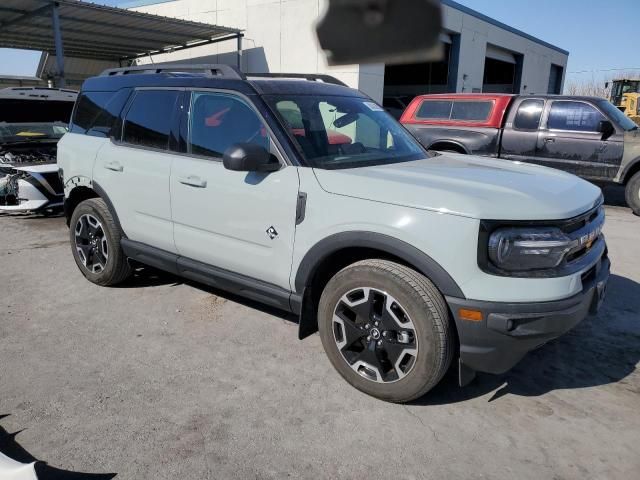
(428, 140), (470, 154)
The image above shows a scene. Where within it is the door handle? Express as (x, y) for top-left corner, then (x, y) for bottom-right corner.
(543, 137), (555, 143)
(104, 161), (123, 172)
(178, 175), (207, 188)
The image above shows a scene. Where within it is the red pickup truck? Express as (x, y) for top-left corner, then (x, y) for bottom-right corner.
(400, 93), (640, 215)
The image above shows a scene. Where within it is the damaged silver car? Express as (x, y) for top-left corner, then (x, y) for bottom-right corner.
(0, 87), (76, 213)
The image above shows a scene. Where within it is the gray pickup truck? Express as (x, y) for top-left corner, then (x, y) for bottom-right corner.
(400, 93), (640, 215)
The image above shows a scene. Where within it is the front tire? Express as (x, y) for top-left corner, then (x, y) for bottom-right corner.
(69, 198), (132, 286)
(318, 259), (454, 403)
(625, 171), (640, 216)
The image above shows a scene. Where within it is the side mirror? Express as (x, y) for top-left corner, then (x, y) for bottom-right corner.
(605, 82), (609, 89)
(598, 120), (615, 139)
(223, 144), (280, 172)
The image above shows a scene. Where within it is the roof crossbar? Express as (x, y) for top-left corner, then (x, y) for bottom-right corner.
(101, 64), (246, 80)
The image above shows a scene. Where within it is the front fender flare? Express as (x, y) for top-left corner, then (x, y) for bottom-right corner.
(294, 231), (465, 298)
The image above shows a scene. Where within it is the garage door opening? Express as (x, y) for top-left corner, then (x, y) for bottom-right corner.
(482, 45), (521, 93)
(383, 36), (457, 118)
(548, 64), (564, 94)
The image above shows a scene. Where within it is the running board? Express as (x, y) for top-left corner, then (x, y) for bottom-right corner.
(121, 239), (295, 313)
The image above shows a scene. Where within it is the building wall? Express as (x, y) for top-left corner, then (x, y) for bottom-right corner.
(132, 0), (375, 97)
(132, 0), (568, 100)
(444, 4), (568, 94)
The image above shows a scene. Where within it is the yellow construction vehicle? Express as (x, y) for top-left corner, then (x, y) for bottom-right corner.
(620, 92), (640, 125)
(607, 79), (640, 126)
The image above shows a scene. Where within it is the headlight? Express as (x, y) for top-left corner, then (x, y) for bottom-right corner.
(488, 227), (572, 271)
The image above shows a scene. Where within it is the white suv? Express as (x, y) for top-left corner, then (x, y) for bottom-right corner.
(57, 65), (610, 402)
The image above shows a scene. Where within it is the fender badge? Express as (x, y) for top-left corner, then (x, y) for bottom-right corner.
(266, 226), (278, 240)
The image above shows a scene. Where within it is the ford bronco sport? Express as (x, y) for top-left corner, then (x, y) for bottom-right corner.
(58, 65), (610, 403)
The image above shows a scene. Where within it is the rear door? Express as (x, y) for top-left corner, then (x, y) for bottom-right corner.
(500, 97), (545, 162)
(533, 100), (609, 179)
(93, 88), (181, 253)
(170, 90), (299, 291)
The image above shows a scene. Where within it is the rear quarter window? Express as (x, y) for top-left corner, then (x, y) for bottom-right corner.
(513, 99), (544, 130)
(70, 89), (131, 137)
(70, 92), (112, 133)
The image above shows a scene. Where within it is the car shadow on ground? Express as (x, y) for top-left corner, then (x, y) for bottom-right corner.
(413, 273), (640, 405)
(113, 263), (183, 289)
(0, 415), (116, 479)
(118, 263), (297, 322)
(183, 279), (299, 322)
(115, 262), (640, 405)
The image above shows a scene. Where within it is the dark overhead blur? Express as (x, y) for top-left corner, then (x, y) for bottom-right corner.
(316, 0), (443, 66)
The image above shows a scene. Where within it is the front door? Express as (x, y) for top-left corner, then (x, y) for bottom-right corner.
(534, 100), (611, 179)
(170, 91), (299, 291)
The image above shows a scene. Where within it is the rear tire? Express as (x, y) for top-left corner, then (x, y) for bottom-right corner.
(69, 198), (132, 286)
(625, 171), (640, 216)
(317, 259), (454, 403)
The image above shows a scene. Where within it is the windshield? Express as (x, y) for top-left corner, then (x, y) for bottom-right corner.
(0, 122), (68, 144)
(597, 99), (638, 131)
(265, 94), (429, 169)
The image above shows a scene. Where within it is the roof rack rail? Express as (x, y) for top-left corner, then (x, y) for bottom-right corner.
(246, 73), (347, 87)
(100, 64), (246, 80)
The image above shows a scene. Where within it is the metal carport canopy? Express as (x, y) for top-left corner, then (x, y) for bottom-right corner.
(0, 0), (243, 85)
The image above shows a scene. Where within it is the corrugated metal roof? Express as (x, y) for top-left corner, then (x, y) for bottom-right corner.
(0, 0), (242, 62)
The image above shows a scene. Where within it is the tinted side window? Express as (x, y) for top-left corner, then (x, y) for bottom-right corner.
(416, 100), (452, 120)
(70, 92), (112, 133)
(188, 92), (270, 159)
(123, 90), (179, 150)
(89, 89), (131, 138)
(514, 99), (544, 130)
(450, 101), (493, 121)
(547, 101), (605, 132)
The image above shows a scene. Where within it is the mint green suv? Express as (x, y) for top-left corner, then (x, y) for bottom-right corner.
(58, 65), (610, 402)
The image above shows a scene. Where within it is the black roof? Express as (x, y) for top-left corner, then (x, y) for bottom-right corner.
(81, 64), (364, 98)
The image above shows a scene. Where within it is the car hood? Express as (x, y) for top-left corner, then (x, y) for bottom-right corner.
(313, 154), (602, 220)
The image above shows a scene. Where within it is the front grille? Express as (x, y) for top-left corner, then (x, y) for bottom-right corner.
(563, 206), (602, 234)
(562, 206), (605, 266)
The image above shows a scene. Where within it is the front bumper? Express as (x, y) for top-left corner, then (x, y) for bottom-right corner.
(446, 254), (610, 377)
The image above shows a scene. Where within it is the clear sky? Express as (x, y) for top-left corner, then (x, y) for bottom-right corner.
(453, 0), (640, 85)
(1, 0), (639, 85)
